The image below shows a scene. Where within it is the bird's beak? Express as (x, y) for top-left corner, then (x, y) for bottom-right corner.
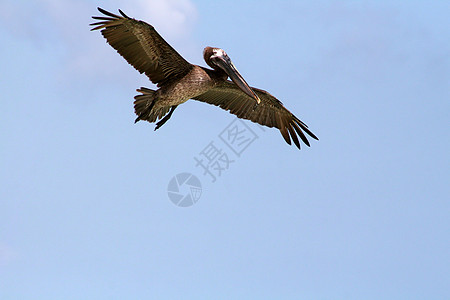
(212, 53), (261, 104)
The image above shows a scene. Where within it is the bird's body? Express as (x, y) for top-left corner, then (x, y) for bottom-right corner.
(91, 7), (318, 149)
(153, 66), (224, 108)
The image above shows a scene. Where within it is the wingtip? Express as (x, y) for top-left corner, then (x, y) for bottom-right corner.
(96, 7), (123, 19)
(308, 131), (319, 141)
(118, 9), (129, 18)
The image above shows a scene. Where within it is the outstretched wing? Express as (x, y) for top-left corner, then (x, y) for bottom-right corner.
(90, 7), (192, 86)
(193, 81), (318, 149)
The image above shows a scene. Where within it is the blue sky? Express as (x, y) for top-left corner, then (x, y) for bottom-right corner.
(1, 0), (449, 299)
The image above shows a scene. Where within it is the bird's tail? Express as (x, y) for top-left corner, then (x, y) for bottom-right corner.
(134, 87), (157, 123)
(134, 87), (174, 126)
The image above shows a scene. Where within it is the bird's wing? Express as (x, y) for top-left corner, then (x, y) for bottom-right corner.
(90, 7), (192, 87)
(192, 81), (318, 149)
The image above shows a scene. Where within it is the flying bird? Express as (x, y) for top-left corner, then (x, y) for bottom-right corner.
(90, 7), (318, 149)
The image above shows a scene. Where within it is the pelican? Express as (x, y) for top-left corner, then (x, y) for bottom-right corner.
(90, 7), (318, 149)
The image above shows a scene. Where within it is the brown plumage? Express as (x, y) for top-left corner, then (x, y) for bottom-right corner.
(90, 7), (318, 149)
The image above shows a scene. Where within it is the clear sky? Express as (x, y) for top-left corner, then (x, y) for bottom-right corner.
(1, 0), (449, 299)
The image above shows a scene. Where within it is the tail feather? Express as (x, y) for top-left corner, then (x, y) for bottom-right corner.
(133, 87), (170, 123)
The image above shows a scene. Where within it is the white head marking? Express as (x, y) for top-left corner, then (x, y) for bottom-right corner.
(212, 48), (226, 58)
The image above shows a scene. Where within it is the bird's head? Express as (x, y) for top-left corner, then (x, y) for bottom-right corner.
(203, 46), (260, 104)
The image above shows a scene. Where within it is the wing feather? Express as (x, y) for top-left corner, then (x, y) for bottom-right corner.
(90, 7), (192, 86)
(192, 81), (318, 149)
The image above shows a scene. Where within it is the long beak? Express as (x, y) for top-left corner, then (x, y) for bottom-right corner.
(212, 54), (261, 104)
